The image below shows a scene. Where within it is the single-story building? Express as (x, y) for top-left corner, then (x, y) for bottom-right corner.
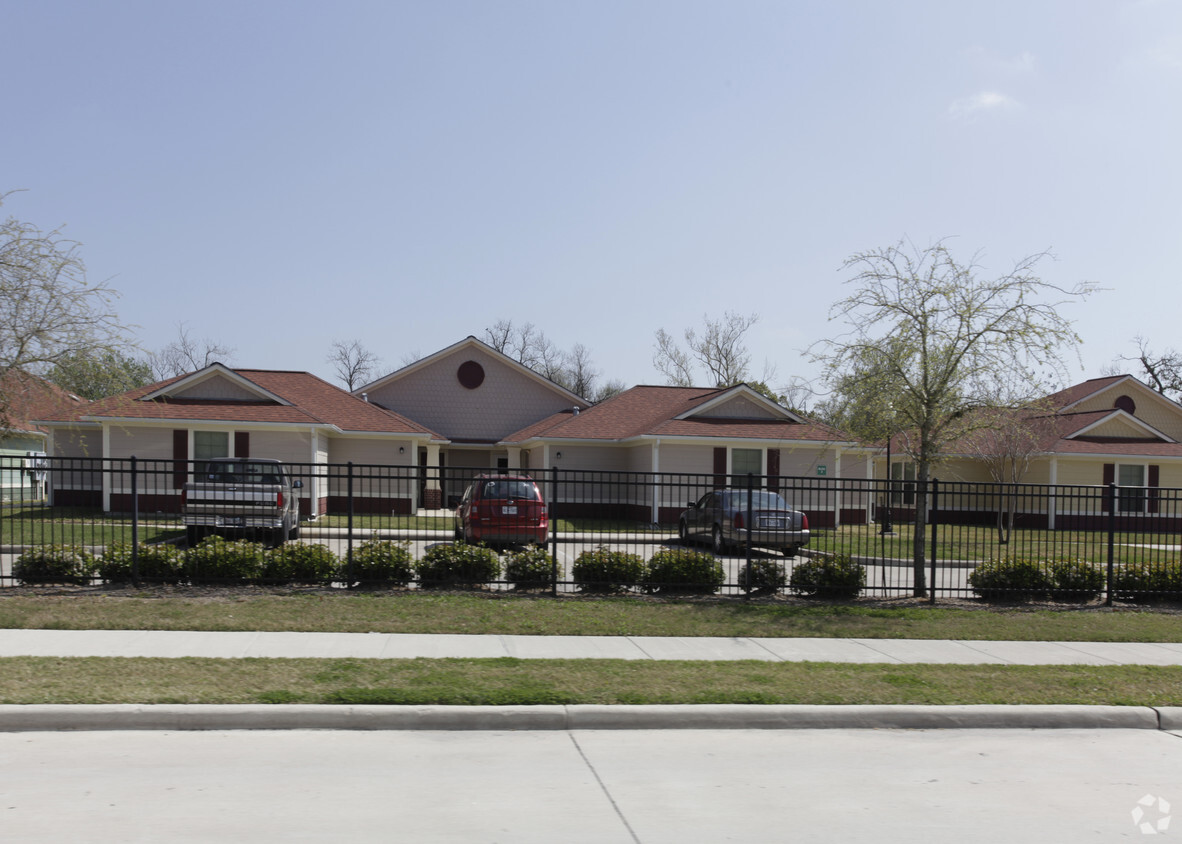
(1, 370), (84, 501)
(881, 374), (1182, 529)
(38, 336), (872, 524)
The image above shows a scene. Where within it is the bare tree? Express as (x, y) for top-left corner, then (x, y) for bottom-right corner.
(1118, 336), (1182, 400)
(563, 343), (599, 398)
(653, 312), (759, 387)
(0, 191), (128, 430)
(811, 239), (1094, 596)
(591, 379), (627, 403)
(959, 400), (1058, 544)
(327, 339), (381, 391)
(149, 323), (234, 380)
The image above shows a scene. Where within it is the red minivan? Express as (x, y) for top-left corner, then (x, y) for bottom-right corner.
(453, 474), (549, 546)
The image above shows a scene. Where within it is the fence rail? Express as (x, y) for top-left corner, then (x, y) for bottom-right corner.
(3, 456), (1181, 603)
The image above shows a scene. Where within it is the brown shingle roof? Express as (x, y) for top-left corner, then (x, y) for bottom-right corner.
(37, 367), (445, 439)
(505, 385), (847, 444)
(1, 371), (86, 436)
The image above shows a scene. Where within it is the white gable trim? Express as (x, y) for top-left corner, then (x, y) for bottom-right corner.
(140, 363), (293, 406)
(1065, 410), (1176, 443)
(674, 384), (806, 423)
(354, 336), (589, 407)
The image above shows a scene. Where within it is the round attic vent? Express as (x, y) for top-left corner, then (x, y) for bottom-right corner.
(457, 360), (485, 390)
(1114, 395), (1136, 414)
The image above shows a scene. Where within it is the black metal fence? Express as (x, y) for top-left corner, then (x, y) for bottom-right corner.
(3, 456), (1182, 603)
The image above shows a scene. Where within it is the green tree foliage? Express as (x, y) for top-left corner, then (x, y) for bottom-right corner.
(811, 239), (1094, 596)
(47, 349), (152, 399)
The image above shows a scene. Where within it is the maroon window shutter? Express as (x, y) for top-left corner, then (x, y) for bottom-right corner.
(713, 447), (727, 488)
(172, 430), (188, 489)
(1148, 465), (1160, 514)
(1102, 463), (1114, 513)
(767, 448), (781, 494)
(234, 432), (250, 459)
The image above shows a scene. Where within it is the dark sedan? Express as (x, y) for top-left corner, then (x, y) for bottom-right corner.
(678, 489), (810, 556)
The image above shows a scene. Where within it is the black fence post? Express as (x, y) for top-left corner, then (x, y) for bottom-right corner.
(550, 466), (559, 598)
(744, 473), (754, 599)
(346, 461), (355, 585)
(130, 456), (139, 584)
(1105, 481), (1116, 607)
(928, 478), (938, 605)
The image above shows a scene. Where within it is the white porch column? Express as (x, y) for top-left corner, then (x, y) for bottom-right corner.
(308, 428), (320, 518)
(101, 424), (112, 513)
(424, 443), (442, 509)
(650, 439), (661, 524)
(506, 447), (522, 470)
(1048, 457), (1058, 530)
(833, 448), (842, 528)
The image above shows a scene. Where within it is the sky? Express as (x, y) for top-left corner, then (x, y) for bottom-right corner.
(3, 0), (1180, 403)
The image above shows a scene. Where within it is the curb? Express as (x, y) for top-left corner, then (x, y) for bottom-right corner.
(1, 704), (1178, 732)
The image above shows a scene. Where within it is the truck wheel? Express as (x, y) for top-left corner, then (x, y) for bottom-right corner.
(186, 526), (204, 547)
(289, 521), (300, 541)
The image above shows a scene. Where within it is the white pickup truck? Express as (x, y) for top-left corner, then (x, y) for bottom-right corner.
(181, 457), (303, 546)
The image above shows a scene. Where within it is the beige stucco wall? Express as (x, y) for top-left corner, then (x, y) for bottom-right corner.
(367, 347), (580, 442)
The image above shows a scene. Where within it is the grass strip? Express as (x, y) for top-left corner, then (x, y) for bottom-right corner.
(0, 657), (1179, 706)
(0, 593), (1180, 641)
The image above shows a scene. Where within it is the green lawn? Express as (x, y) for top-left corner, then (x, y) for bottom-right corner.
(1, 592), (1180, 707)
(0, 657), (1178, 706)
(1, 592), (1179, 641)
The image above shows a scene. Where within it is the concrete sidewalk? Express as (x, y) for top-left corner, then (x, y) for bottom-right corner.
(4, 629), (1181, 732)
(2, 628), (1182, 665)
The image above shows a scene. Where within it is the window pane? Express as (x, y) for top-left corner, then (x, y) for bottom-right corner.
(193, 431), (229, 472)
(732, 448), (761, 477)
(1118, 465), (1145, 487)
(1118, 464), (1146, 513)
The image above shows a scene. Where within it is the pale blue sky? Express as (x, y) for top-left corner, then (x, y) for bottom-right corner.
(3, 0), (1179, 399)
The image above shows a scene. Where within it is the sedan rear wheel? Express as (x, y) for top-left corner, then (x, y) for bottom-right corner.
(678, 520), (690, 545)
(711, 525), (726, 556)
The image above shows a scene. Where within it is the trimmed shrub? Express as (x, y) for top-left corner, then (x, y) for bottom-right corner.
(263, 543), (338, 584)
(742, 557), (788, 596)
(13, 545), (95, 585)
(789, 554), (866, 600)
(98, 543), (185, 584)
(344, 538), (415, 587)
(416, 543), (500, 589)
(185, 536), (266, 583)
(571, 546), (645, 593)
(503, 546), (559, 590)
(1111, 561), (1182, 604)
(968, 557), (1051, 601)
(645, 548), (724, 595)
(1046, 557), (1104, 603)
